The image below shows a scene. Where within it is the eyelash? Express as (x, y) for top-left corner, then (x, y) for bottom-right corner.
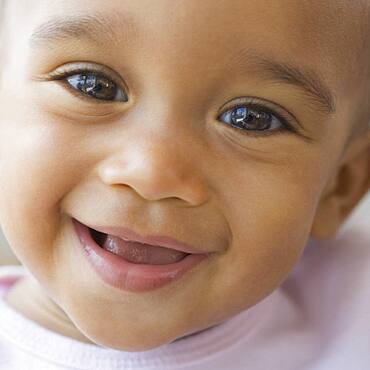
(43, 65), (300, 139)
(44, 63), (128, 104)
(217, 98), (298, 138)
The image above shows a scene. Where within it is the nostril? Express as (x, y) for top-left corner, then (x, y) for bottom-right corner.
(89, 227), (108, 247)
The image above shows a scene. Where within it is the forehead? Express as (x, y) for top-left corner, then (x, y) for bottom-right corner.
(6, 0), (368, 107)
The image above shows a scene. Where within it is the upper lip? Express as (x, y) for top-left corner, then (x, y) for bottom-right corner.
(78, 219), (207, 255)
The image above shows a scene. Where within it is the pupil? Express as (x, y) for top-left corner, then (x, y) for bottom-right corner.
(232, 107), (249, 121)
(231, 106), (252, 125)
(93, 83), (103, 92)
(67, 74), (117, 100)
(230, 107), (272, 130)
(79, 74), (116, 100)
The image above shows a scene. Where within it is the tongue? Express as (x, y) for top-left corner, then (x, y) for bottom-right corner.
(102, 235), (188, 265)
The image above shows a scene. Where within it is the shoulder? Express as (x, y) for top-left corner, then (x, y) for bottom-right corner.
(0, 265), (27, 297)
(0, 265), (27, 369)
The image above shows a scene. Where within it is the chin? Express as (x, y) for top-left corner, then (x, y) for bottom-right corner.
(80, 327), (180, 352)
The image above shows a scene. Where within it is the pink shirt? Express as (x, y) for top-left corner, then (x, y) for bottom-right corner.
(0, 196), (369, 369)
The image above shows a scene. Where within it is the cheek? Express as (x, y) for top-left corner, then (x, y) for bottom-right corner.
(216, 157), (324, 302)
(0, 116), (88, 274)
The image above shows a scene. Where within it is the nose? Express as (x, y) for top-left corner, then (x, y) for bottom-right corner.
(97, 129), (209, 206)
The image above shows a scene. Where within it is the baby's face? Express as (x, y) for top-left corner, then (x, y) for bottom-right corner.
(0, 0), (368, 350)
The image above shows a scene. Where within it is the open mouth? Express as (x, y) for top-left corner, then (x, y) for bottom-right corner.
(90, 227), (108, 246)
(87, 226), (189, 265)
(73, 218), (210, 292)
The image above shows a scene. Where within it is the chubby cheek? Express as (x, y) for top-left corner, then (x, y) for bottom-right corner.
(212, 155), (325, 311)
(0, 110), (91, 283)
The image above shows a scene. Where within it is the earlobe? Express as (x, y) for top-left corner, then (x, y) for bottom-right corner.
(310, 131), (370, 240)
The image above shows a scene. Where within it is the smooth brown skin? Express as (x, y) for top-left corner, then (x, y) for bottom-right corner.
(0, 0), (369, 351)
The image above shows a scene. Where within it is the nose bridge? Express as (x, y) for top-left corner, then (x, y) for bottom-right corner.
(133, 125), (193, 180)
(98, 112), (209, 206)
(132, 102), (199, 170)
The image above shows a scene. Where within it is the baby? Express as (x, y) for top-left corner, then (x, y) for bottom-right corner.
(0, 0), (369, 369)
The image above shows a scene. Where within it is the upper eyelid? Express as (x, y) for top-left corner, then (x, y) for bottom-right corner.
(218, 96), (298, 125)
(217, 101), (314, 143)
(220, 97), (315, 140)
(217, 97), (298, 134)
(219, 104), (295, 135)
(34, 62), (130, 94)
(222, 97), (319, 139)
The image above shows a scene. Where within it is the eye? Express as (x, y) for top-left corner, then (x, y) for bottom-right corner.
(66, 73), (128, 102)
(218, 101), (296, 136)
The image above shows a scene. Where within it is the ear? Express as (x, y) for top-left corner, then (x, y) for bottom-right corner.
(310, 129), (370, 240)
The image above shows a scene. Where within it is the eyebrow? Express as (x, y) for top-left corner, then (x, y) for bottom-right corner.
(29, 14), (336, 115)
(29, 13), (136, 47)
(230, 50), (336, 115)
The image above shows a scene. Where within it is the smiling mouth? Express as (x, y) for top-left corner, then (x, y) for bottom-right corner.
(88, 227), (189, 265)
(73, 219), (210, 292)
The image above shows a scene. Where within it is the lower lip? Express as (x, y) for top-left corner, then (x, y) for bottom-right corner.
(72, 219), (209, 293)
